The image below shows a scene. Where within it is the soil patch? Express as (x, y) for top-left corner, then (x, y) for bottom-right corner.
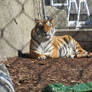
(5, 57), (92, 92)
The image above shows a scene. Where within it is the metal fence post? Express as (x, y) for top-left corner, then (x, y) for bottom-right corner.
(42, 0), (46, 19)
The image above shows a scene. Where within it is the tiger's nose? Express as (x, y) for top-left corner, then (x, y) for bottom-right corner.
(44, 33), (48, 36)
(43, 31), (47, 35)
(43, 31), (47, 33)
(45, 33), (50, 37)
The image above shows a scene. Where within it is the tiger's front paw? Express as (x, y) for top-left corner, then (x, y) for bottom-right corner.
(38, 55), (47, 60)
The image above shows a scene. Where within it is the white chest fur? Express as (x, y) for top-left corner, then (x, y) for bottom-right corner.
(36, 40), (53, 55)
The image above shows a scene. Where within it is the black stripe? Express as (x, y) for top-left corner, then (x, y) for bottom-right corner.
(45, 43), (53, 52)
(31, 34), (40, 45)
(58, 39), (67, 48)
(44, 40), (52, 49)
(59, 47), (62, 58)
(45, 47), (53, 53)
(63, 37), (69, 44)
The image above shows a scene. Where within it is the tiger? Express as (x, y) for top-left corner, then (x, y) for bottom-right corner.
(30, 19), (92, 60)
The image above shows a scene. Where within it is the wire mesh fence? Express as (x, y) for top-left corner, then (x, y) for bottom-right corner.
(44, 0), (92, 28)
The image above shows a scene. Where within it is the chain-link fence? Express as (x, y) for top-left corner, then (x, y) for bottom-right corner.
(43, 0), (92, 28)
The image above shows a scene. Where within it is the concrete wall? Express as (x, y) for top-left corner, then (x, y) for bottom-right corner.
(55, 29), (92, 52)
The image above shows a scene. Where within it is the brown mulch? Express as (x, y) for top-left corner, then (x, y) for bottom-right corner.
(4, 57), (92, 92)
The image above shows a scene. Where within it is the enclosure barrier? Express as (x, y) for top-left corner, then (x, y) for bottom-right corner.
(42, 82), (92, 92)
(44, 0), (91, 28)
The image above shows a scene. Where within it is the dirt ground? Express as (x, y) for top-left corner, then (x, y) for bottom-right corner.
(5, 57), (92, 92)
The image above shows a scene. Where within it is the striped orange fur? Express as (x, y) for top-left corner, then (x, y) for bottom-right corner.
(30, 19), (90, 60)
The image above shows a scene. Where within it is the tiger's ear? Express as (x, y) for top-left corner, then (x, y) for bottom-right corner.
(35, 19), (42, 23)
(49, 18), (53, 23)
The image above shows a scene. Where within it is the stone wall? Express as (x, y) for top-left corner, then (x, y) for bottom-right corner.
(0, 0), (36, 60)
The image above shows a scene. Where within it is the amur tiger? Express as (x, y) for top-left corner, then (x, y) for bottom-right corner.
(30, 19), (92, 60)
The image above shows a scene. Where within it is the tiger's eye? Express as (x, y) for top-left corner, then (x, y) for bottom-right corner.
(39, 25), (43, 30)
(46, 21), (51, 27)
(37, 30), (40, 34)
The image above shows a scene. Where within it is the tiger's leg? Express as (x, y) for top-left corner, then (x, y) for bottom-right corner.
(66, 35), (92, 58)
(76, 46), (92, 58)
(30, 40), (47, 60)
(50, 47), (59, 59)
(30, 50), (47, 60)
(71, 36), (89, 58)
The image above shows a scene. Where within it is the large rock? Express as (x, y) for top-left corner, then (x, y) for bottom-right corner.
(4, 13), (34, 52)
(18, 0), (26, 4)
(0, 39), (17, 61)
(24, 0), (37, 19)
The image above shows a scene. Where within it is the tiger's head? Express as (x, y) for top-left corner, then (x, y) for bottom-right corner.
(32, 19), (55, 42)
